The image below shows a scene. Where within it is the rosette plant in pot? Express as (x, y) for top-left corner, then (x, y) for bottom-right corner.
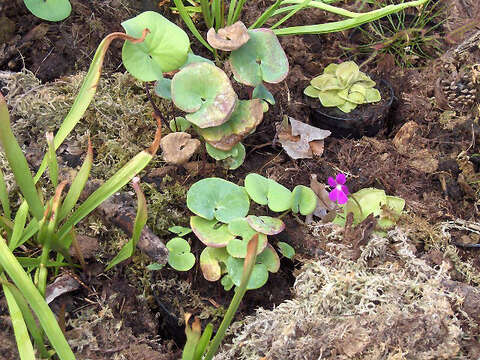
(304, 61), (394, 139)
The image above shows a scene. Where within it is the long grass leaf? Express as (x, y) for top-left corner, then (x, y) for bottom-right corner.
(0, 237), (75, 360)
(0, 94), (43, 220)
(58, 139), (93, 222)
(9, 200), (29, 251)
(271, 0), (312, 30)
(0, 168), (11, 219)
(2, 282), (36, 360)
(33, 30), (150, 184)
(250, 0), (282, 29)
(57, 120), (161, 242)
(105, 177), (148, 270)
(273, 0), (428, 35)
(45, 132), (59, 188)
(173, 0), (214, 52)
(226, 0), (237, 25)
(2, 278), (49, 358)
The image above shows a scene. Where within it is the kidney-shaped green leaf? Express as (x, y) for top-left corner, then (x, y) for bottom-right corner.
(200, 247), (229, 281)
(190, 216), (235, 247)
(187, 178), (250, 223)
(122, 11), (190, 81)
(227, 218), (267, 258)
(244, 174), (292, 212)
(246, 216), (285, 235)
(291, 185), (317, 215)
(196, 99), (263, 151)
(227, 257), (268, 290)
(172, 62), (238, 128)
(206, 142), (246, 170)
(230, 29), (289, 87)
(166, 237), (195, 271)
(256, 243), (280, 273)
(24, 0), (71, 21)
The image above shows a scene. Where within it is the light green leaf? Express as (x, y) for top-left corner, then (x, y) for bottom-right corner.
(166, 237), (195, 271)
(122, 11), (190, 81)
(317, 90), (345, 107)
(23, 0), (71, 22)
(277, 241), (295, 259)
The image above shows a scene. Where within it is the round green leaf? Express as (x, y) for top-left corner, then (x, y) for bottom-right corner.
(267, 181), (292, 212)
(291, 185), (317, 215)
(246, 216), (285, 235)
(168, 225), (192, 237)
(257, 243), (280, 273)
(195, 99), (263, 151)
(311, 74), (343, 91)
(230, 29), (289, 87)
(244, 173), (292, 212)
(121, 11), (190, 81)
(365, 88), (381, 103)
(200, 247), (229, 281)
(23, 0), (71, 22)
(226, 218), (267, 258)
(277, 242), (295, 259)
(226, 257), (269, 290)
(221, 274), (234, 290)
(187, 178), (250, 223)
(166, 237), (195, 271)
(154, 77), (172, 100)
(190, 216), (235, 247)
(223, 142), (246, 170)
(172, 62), (238, 128)
(253, 83), (275, 105)
(244, 173), (269, 205)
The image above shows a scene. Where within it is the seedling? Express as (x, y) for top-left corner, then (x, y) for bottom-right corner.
(166, 237), (195, 271)
(23, 0), (71, 22)
(304, 61), (381, 113)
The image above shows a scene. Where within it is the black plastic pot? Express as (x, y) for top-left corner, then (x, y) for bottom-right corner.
(308, 79), (394, 139)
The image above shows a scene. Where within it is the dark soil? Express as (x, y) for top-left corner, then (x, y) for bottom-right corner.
(1, 0), (480, 358)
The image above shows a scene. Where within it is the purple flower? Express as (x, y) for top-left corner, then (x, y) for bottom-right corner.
(328, 173), (349, 205)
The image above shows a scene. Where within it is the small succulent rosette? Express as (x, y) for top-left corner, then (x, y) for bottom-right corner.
(304, 61), (381, 113)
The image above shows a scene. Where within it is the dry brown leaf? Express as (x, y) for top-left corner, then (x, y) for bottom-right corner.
(309, 174), (337, 221)
(160, 132), (201, 165)
(207, 21), (250, 51)
(45, 274), (81, 304)
(277, 117), (330, 159)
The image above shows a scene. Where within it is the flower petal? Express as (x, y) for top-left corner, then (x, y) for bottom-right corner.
(336, 190), (348, 205)
(340, 185), (349, 195)
(336, 173), (346, 185)
(328, 176), (336, 187)
(329, 189), (339, 202)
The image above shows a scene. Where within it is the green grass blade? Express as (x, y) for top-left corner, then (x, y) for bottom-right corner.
(2, 281), (36, 360)
(0, 167), (11, 219)
(0, 94), (44, 220)
(0, 236), (75, 360)
(273, 0), (428, 35)
(2, 277), (49, 358)
(231, 0), (247, 23)
(45, 133), (59, 189)
(199, 0), (213, 28)
(16, 257), (71, 268)
(271, 0), (312, 29)
(57, 120), (161, 242)
(173, 0), (214, 53)
(18, 219), (39, 248)
(58, 139), (93, 222)
(33, 31), (149, 184)
(226, 0), (237, 25)
(273, 0), (359, 18)
(105, 177), (148, 270)
(250, 0), (282, 29)
(203, 235), (259, 360)
(9, 200), (29, 251)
